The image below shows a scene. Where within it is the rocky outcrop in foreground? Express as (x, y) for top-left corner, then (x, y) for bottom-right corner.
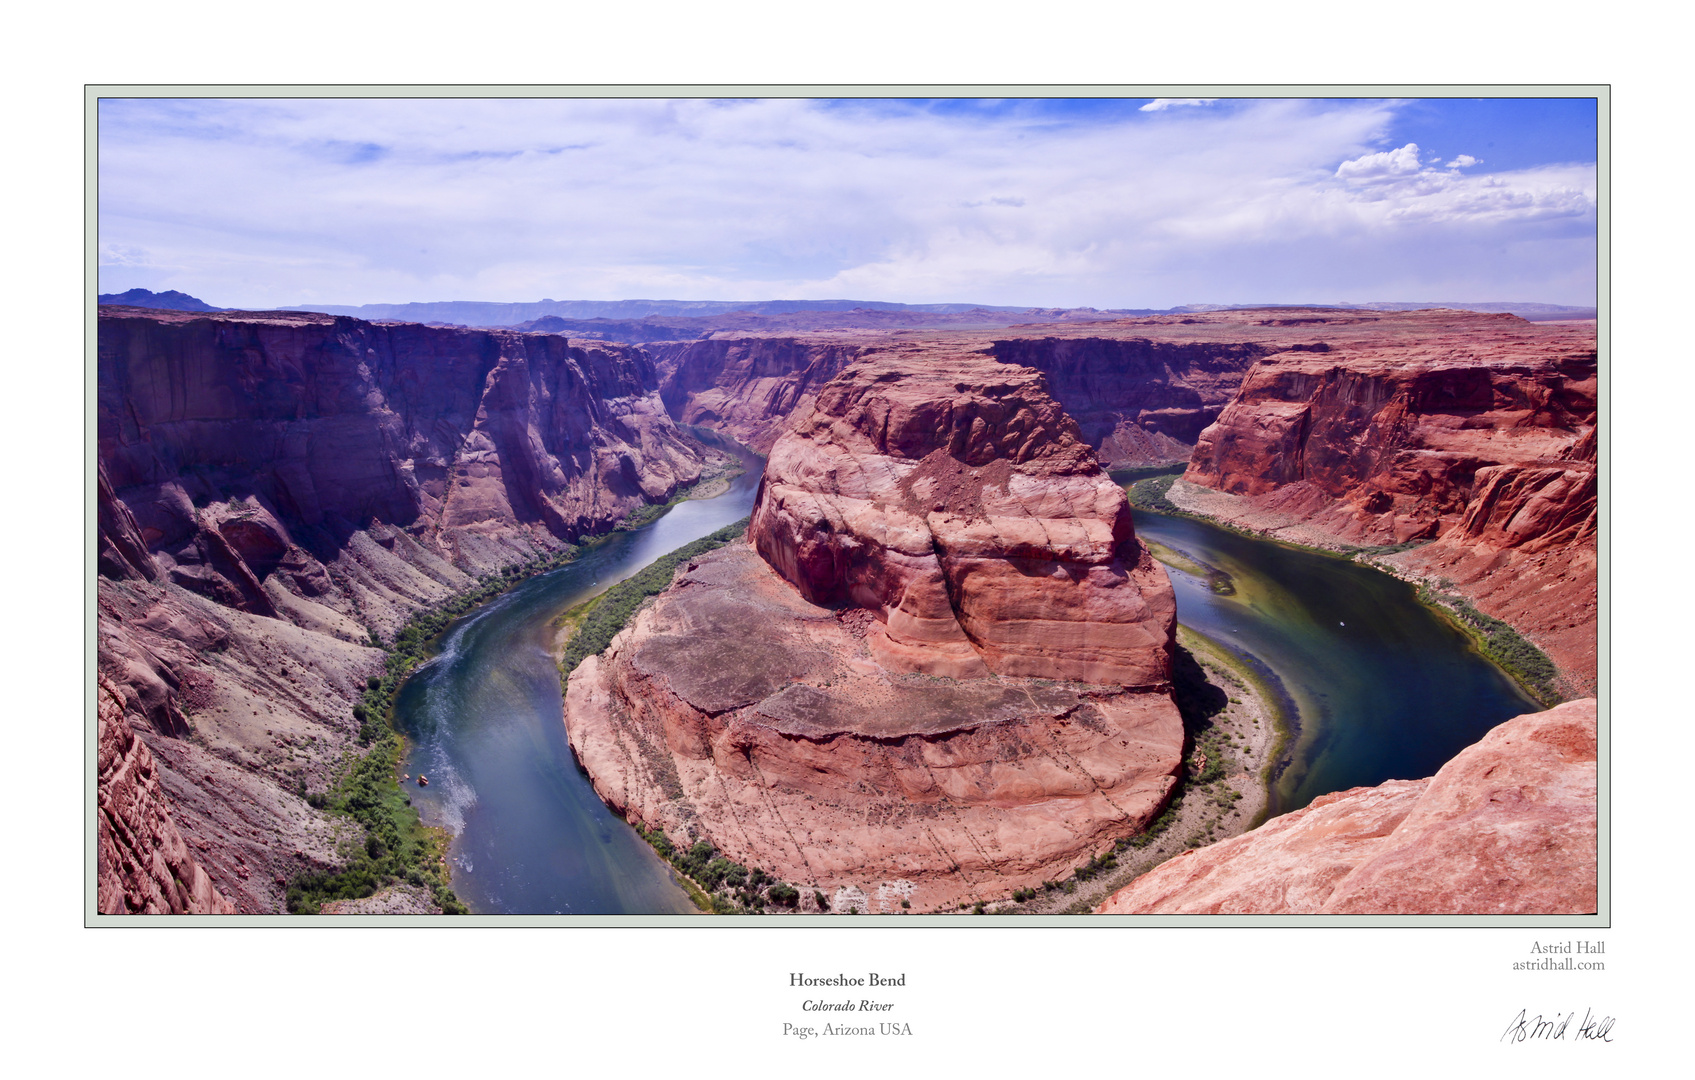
(568, 355), (1183, 911)
(567, 546), (1183, 913)
(1097, 699), (1597, 915)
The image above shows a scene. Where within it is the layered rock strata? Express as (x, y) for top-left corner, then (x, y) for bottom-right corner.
(1176, 310), (1597, 690)
(568, 355), (1184, 910)
(96, 307), (719, 913)
(649, 337), (864, 452)
(567, 546), (1183, 912)
(991, 336), (1272, 466)
(97, 674), (237, 914)
(750, 354), (1177, 685)
(1096, 699), (1597, 915)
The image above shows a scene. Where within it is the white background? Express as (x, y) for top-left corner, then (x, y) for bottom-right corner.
(15, 5), (1679, 1075)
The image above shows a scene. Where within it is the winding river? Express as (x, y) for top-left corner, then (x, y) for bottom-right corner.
(396, 468), (762, 914)
(1133, 510), (1540, 815)
(393, 473), (1540, 913)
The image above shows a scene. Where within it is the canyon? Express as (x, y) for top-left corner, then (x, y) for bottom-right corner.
(565, 354), (1185, 912)
(94, 302), (1599, 916)
(96, 306), (720, 912)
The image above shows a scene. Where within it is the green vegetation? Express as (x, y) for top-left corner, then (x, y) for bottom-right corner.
(1127, 474), (1182, 514)
(1142, 537), (1236, 596)
(285, 730), (467, 914)
(291, 538), (608, 912)
(559, 516), (750, 675)
(292, 481), (748, 914)
(1107, 462), (1188, 485)
(1340, 539), (1428, 559)
(637, 828), (804, 913)
(1418, 583), (1561, 706)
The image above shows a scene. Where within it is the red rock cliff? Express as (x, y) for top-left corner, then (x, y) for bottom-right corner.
(991, 336), (1273, 466)
(96, 306), (719, 913)
(1178, 309), (1597, 689)
(649, 337), (864, 452)
(98, 674), (236, 914)
(567, 353), (1185, 911)
(1096, 699), (1597, 915)
(749, 354), (1176, 686)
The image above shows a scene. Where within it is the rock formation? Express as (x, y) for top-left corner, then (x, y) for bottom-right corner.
(750, 354), (1176, 685)
(97, 673), (236, 914)
(567, 355), (1184, 911)
(96, 307), (720, 913)
(991, 336), (1272, 466)
(649, 337), (865, 452)
(1175, 309), (1597, 690)
(1096, 699), (1597, 915)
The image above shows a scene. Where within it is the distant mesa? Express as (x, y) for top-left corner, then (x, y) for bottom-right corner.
(97, 288), (224, 312)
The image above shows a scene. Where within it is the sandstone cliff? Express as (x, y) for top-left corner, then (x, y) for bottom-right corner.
(750, 354), (1177, 686)
(991, 336), (1272, 466)
(1096, 699), (1597, 915)
(567, 355), (1184, 911)
(98, 673), (236, 914)
(648, 337), (865, 452)
(1175, 309), (1597, 690)
(96, 307), (718, 913)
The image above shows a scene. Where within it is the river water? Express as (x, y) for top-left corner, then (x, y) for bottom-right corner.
(396, 469), (762, 914)
(1133, 510), (1540, 815)
(393, 471), (1538, 913)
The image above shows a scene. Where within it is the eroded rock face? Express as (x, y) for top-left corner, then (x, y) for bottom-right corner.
(100, 307), (710, 583)
(96, 306), (719, 913)
(991, 336), (1272, 466)
(1178, 309), (1597, 690)
(98, 674), (236, 915)
(566, 546), (1184, 912)
(649, 337), (865, 452)
(1096, 699), (1597, 915)
(749, 354), (1176, 686)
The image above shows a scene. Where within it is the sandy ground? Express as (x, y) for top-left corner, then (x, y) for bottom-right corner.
(319, 883), (438, 914)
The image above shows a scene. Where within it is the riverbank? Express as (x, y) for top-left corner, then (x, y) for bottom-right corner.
(616, 453), (744, 530)
(1143, 476), (1567, 706)
(287, 466), (760, 914)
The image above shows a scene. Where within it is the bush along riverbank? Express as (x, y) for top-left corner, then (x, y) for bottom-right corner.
(289, 543), (602, 913)
(616, 460), (745, 532)
(634, 828), (808, 914)
(1416, 580), (1562, 707)
(1126, 473), (1562, 707)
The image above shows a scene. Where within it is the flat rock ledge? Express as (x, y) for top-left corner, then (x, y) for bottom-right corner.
(566, 544), (1184, 913)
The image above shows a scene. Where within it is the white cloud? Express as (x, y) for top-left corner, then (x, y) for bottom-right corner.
(1139, 98), (1218, 112)
(1335, 142), (1424, 181)
(95, 99), (1596, 309)
(1447, 153), (1480, 168)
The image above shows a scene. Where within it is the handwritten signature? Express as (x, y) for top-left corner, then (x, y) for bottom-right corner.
(1501, 1008), (1616, 1043)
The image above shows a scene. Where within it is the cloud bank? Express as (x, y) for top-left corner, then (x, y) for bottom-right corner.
(97, 97), (1597, 309)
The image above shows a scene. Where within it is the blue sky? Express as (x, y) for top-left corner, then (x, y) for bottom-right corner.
(97, 95), (1598, 310)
